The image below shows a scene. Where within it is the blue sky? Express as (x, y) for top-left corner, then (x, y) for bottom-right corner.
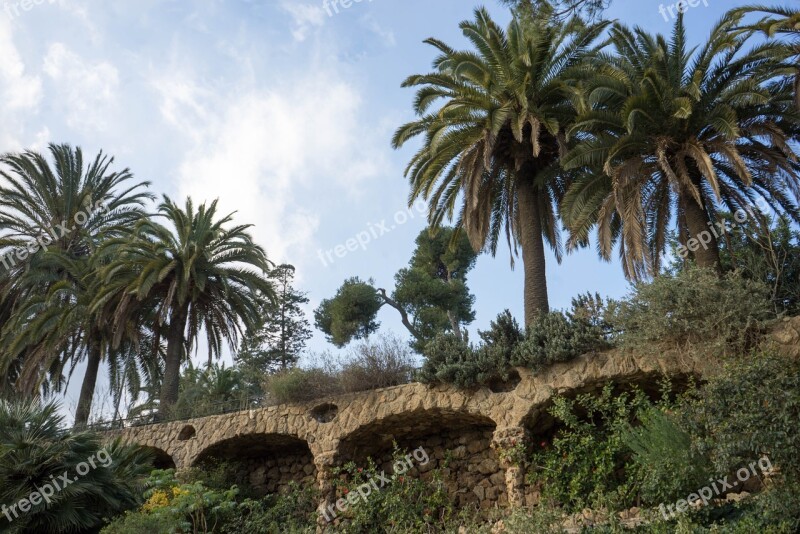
(0, 0), (761, 418)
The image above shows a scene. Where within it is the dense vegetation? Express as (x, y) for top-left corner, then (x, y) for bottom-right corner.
(0, 1), (799, 532)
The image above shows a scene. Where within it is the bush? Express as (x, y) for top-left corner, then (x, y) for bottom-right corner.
(511, 311), (608, 371)
(622, 407), (710, 505)
(0, 400), (152, 534)
(682, 351), (800, 479)
(218, 483), (318, 534)
(528, 384), (661, 512)
(339, 334), (416, 393)
(612, 267), (772, 355)
(329, 448), (455, 533)
(417, 334), (508, 389)
(101, 469), (239, 534)
(262, 367), (342, 404)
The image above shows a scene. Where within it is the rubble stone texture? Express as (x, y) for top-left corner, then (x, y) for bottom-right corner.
(104, 317), (800, 515)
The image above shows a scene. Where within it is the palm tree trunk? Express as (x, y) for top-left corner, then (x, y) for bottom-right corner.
(517, 176), (549, 326)
(160, 307), (187, 415)
(683, 194), (722, 273)
(74, 344), (102, 428)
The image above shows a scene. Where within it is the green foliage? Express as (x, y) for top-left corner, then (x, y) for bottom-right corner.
(173, 363), (252, 420)
(316, 228), (477, 350)
(622, 408), (710, 505)
(102, 469), (239, 534)
(478, 309), (524, 362)
(218, 483), (318, 534)
(612, 267), (773, 355)
(0, 399), (152, 534)
(329, 448), (454, 533)
(682, 351), (800, 479)
(237, 264), (312, 378)
(420, 308), (608, 388)
(528, 385), (656, 512)
(705, 214), (800, 316)
(417, 334), (503, 389)
(99, 510), (184, 534)
(511, 311), (609, 370)
(262, 367), (343, 404)
(314, 277), (383, 347)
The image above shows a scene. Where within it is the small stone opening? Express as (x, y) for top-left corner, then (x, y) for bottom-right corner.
(177, 425), (196, 441)
(488, 369), (521, 393)
(309, 403), (338, 423)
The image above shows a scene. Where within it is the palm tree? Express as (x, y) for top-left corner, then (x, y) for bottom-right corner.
(0, 399), (153, 533)
(0, 144), (152, 418)
(96, 196), (274, 415)
(4, 251), (157, 427)
(730, 5), (800, 110)
(561, 15), (800, 278)
(392, 8), (608, 325)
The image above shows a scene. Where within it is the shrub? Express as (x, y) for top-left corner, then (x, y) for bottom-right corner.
(622, 407), (710, 505)
(262, 367), (342, 404)
(0, 400), (152, 534)
(612, 267), (772, 355)
(102, 469), (239, 534)
(528, 384), (660, 512)
(682, 351), (800, 479)
(339, 334), (416, 393)
(478, 309), (524, 362)
(511, 311), (608, 371)
(218, 482), (318, 534)
(417, 334), (508, 389)
(329, 448), (454, 533)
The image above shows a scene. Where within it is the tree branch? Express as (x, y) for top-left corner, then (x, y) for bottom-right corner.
(376, 288), (422, 341)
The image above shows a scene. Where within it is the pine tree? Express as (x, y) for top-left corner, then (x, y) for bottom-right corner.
(236, 264), (311, 384)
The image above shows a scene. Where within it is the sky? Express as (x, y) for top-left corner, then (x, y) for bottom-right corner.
(0, 0), (764, 420)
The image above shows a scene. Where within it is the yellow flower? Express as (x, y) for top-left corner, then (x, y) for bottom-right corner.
(142, 489), (171, 512)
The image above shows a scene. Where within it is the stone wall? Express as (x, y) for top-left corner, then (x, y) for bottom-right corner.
(339, 427), (507, 512)
(239, 449), (317, 495)
(102, 317), (800, 528)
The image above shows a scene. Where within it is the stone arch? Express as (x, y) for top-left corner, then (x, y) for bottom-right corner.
(522, 371), (700, 435)
(337, 408), (505, 510)
(194, 433), (317, 496)
(140, 446), (177, 470)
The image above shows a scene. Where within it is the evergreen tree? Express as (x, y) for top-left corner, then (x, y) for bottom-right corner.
(237, 264), (311, 380)
(315, 228), (477, 351)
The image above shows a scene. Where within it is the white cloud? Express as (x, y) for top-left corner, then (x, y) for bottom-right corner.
(164, 70), (387, 266)
(0, 16), (45, 149)
(42, 42), (119, 132)
(361, 14), (396, 47)
(281, 1), (326, 42)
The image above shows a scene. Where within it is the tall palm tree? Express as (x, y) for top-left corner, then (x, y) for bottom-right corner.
(561, 15), (800, 278)
(96, 197), (274, 415)
(392, 8), (609, 325)
(4, 251), (157, 427)
(0, 144), (152, 416)
(731, 5), (800, 110)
